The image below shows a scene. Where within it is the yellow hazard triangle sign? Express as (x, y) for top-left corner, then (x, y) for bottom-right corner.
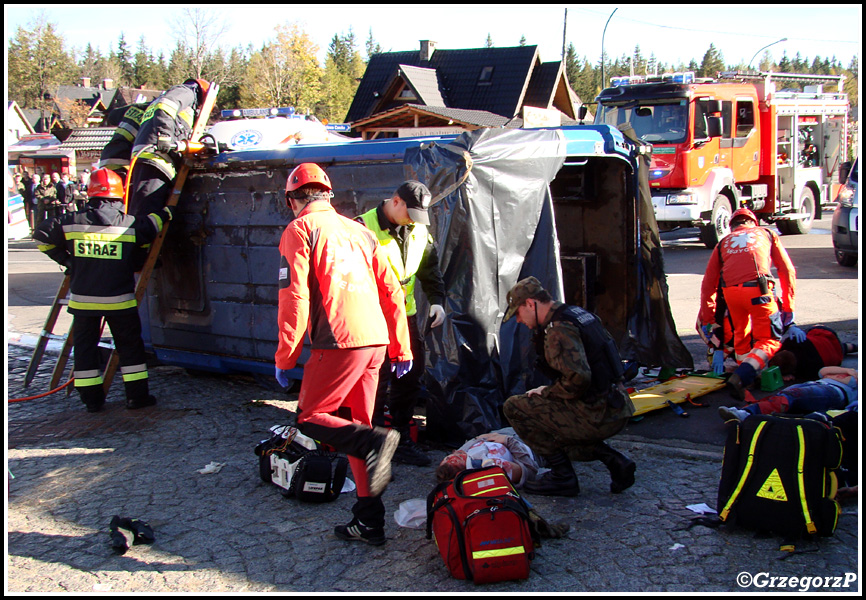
(756, 468), (788, 502)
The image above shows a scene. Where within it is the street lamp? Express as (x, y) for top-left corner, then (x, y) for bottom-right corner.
(601, 8), (618, 93)
(748, 37), (787, 71)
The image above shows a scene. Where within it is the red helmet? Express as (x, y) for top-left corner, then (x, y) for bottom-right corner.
(286, 163), (332, 192)
(88, 168), (125, 200)
(730, 207), (758, 226)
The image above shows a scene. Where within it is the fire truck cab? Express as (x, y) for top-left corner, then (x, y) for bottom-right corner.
(596, 71), (849, 247)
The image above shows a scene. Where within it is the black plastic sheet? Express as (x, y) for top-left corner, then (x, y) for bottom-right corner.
(404, 128), (691, 445)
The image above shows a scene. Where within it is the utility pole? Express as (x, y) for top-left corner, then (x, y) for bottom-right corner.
(561, 8), (567, 61)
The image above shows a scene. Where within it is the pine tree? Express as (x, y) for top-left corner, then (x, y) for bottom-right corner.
(698, 44), (725, 78)
(133, 36), (154, 88)
(365, 27), (382, 59)
(116, 33), (134, 86)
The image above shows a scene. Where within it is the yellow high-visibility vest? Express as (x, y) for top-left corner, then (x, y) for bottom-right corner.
(360, 208), (428, 317)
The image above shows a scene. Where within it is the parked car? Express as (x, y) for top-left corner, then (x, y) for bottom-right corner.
(831, 157), (858, 267)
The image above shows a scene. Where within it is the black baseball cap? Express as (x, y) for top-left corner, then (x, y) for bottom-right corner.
(395, 181), (432, 225)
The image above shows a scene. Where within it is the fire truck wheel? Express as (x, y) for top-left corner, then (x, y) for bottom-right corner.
(779, 188), (816, 235)
(700, 194), (732, 248)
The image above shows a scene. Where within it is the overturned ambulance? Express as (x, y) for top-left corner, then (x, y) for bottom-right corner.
(143, 125), (692, 443)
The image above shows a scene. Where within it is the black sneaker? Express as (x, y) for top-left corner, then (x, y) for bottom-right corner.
(365, 427), (400, 497)
(334, 518), (386, 546)
(127, 395), (157, 410)
(392, 437), (431, 466)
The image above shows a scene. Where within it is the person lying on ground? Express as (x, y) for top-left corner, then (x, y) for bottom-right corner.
(435, 427), (540, 487)
(718, 366), (857, 421)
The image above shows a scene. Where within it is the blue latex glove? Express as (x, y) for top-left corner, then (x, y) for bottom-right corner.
(391, 360), (413, 379)
(712, 350), (726, 375)
(779, 311), (795, 328)
(275, 366), (291, 388)
(783, 325), (806, 343)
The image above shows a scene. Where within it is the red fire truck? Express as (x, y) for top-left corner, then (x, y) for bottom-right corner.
(595, 71), (849, 247)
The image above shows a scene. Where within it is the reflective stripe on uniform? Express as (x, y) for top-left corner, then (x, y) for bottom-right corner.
(118, 121), (140, 139)
(143, 97), (180, 122)
(64, 229), (136, 243)
(114, 126), (136, 143)
(178, 107), (194, 127)
(130, 150), (176, 179)
(37, 243), (56, 252)
(121, 363), (149, 382)
(97, 158), (131, 169)
(148, 212), (166, 231)
(69, 293), (137, 311)
(74, 369), (103, 387)
(63, 222), (136, 235)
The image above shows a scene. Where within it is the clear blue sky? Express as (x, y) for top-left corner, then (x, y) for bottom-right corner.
(5, 4), (861, 70)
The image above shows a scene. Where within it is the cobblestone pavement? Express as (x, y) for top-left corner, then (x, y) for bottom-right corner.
(6, 344), (860, 593)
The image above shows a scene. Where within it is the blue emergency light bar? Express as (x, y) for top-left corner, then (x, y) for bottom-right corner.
(610, 71), (695, 87)
(220, 107), (299, 118)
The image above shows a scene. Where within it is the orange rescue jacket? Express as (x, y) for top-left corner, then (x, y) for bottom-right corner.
(699, 224), (796, 325)
(275, 201), (412, 370)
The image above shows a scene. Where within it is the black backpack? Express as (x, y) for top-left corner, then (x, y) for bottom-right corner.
(717, 413), (843, 548)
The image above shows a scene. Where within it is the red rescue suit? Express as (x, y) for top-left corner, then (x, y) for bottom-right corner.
(699, 223), (796, 375)
(276, 201), (412, 497)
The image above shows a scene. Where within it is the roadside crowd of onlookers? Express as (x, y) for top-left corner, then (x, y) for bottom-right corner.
(12, 168), (91, 232)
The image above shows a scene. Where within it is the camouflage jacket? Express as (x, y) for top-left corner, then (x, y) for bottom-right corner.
(536, 302), (634, 424)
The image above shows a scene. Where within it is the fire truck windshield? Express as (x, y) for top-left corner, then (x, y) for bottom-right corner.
(596, 100), (688, 144)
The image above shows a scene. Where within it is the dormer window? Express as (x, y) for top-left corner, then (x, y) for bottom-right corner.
(478, 66), (494, 85)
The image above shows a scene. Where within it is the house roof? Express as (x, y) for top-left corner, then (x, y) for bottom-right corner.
(110, 87), (164, 109)
(523, 61), (563, 109)
(59, 127), (115, 151)
(346, 45), (541, 123)
(51, 85), (117, 121)
(352, 104), (513, 130)
(397, 65), (446, 107)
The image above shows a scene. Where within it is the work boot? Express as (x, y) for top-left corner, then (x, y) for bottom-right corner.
(392, 431), (430, 466)
(80, 388), (105, 413)
(127, 395), (157, 410)
(524, 452), (580, 497)
(84, 398), (105, 413)
(726, 373), (746, 401)
(365, 427), (400, 497)
(595, 443), (636, 494)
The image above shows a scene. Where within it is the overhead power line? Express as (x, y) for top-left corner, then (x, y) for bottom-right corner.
(567, 7), (859, 45)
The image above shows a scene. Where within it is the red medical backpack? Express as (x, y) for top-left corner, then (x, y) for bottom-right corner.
(426, 466), (537, 584)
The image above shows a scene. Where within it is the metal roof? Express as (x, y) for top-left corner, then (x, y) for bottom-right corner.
(59, 127), (115, 151)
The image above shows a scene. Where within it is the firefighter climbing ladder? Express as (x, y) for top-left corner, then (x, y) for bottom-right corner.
(24, 82), (220, 394)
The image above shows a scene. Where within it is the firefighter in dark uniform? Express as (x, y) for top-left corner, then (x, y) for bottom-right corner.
(502, 277), (637, 497)
(127, 78), (209, 216)
(97, 102), (151, 182)
(33, 168), (173, 412)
